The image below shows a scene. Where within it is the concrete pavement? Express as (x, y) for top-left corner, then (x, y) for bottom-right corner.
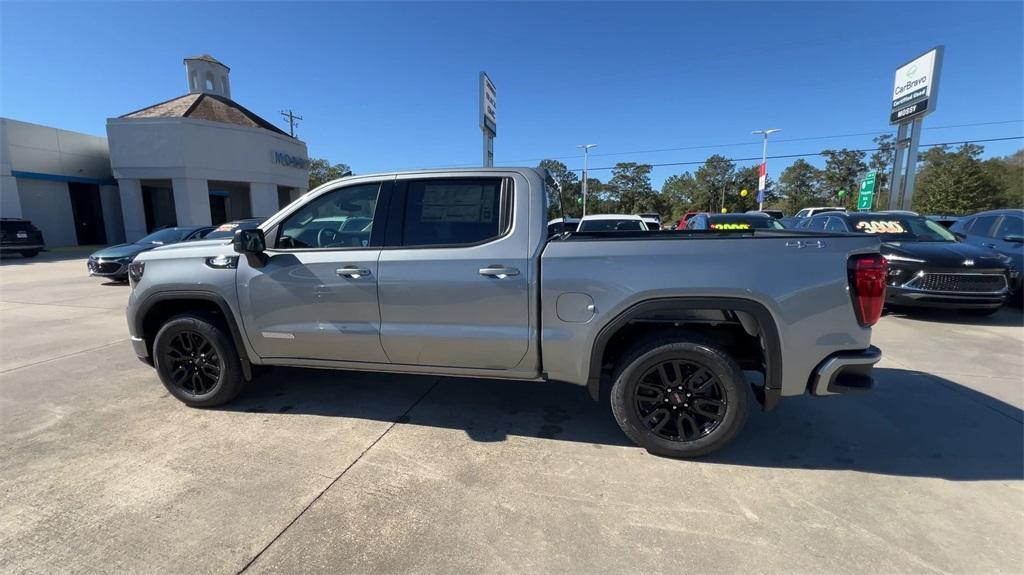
(1, 253), (1021, 574)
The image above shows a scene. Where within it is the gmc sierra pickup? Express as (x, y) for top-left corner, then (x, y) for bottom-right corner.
(125, 167), (886, 457)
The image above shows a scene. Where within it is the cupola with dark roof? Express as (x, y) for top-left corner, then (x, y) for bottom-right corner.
(117, 55), (290, 137)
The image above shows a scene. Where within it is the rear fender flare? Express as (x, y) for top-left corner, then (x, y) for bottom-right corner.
(586, 297), (782, 409)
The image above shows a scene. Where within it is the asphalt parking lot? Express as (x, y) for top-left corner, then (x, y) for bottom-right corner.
(1, 250), (1022, 574)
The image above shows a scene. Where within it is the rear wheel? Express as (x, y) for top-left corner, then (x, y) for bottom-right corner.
(20, 250), (38, 258)
(153, 313), (245, 407)
(610, 334), (749, 458)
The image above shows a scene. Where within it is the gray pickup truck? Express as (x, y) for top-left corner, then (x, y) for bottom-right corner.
(125, 167), (886, 457)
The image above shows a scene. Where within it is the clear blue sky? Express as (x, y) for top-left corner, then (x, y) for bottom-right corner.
(2, 1), (1022, 188)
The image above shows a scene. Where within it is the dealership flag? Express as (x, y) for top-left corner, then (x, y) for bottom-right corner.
(757, 162), (767, 203)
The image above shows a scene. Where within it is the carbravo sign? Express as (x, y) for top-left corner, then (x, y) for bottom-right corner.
(890, 47), (942, 124)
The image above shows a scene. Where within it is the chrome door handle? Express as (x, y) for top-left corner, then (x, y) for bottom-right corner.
(336, 266), (371, 278)
(479, 265), (520, 278)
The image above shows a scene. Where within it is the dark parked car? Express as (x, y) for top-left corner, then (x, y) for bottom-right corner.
(88, 226), (212, 281)
(685, 212), (785, 230)
(746, 209), (784, 219)
(949, 209), (1024, 303)
(201, 218), (267, 241)
(0, 218), (46, 258)
(806, 212), (1017, 315)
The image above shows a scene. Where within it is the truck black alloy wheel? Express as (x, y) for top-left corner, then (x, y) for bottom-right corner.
(633, 360), (727, 441)
(610, 335), (749, 458)
(153, 313), (246, 407)
(162, 331), (222, 396)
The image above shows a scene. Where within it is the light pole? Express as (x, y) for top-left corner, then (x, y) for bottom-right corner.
(751, 128), (781, 211)
(577, 144), (597, 217)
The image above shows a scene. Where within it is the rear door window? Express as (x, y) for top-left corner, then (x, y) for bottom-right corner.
(399, 178), (510, 247)
(824, 217), (847, 232)
(995, 215), (1023, 238)
(968, 215), (1000, 237)
(808, 216), (828, 231)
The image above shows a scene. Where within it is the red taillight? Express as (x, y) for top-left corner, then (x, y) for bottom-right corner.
(848, 254), (887, 327)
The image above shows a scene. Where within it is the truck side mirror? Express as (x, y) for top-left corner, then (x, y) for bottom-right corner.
(233, 228), (266, 254)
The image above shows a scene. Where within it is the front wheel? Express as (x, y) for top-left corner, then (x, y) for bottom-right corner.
(610, 335), (749, 458)
(153, 313), (245, 407)
(20, 250), (39, 258)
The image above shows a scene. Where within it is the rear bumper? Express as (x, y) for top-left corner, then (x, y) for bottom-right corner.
(809, 346), (881, 396)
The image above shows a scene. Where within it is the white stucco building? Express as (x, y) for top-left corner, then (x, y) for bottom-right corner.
(108, 55), (308, 241)
(0, 54), (309, 247)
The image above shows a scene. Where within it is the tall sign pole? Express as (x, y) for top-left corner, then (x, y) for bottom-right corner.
(577, 144), (597, 217)
(752, 128), (780, 211)
(887, 46), (943, 211)
(479, 72), (497, 167)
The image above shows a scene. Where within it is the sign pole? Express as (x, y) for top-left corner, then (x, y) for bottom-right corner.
(900, 118), (923, 211)
(479, 72), (497, 168)
(887, 46), (942, 212)
(888, 122), (910, 210)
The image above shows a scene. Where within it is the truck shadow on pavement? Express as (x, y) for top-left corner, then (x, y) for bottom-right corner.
(228, 366), (1022, 481)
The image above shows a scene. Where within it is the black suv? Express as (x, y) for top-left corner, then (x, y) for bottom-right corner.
(0, 218), (45, 258)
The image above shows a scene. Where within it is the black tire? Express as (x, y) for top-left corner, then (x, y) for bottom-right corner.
(958, 307), (1001, 317)
(152, 313), (245, 407)
(20, 250), (39, 258)
(610, 333), (749, 458)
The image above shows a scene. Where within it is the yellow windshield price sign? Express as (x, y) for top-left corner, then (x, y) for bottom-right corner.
(710, 223), (752, 230)
(856, 220), (906, 234)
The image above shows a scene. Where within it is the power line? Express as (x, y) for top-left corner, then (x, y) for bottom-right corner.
(463, 119), (1023, 167)
(565, 136), (1024, 173)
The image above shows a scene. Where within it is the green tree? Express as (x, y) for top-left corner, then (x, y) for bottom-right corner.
(538, 159), (582, 217)
(982, 150), (1024, 209)
(308, 158), (352, 190)
(778, 159), (824, 213)
(868, 134), (896, 209)
(660, 172), (700, 222)
(730, 165), (775, 213)
(914, 143), (1002, 214)
(608, 162), (656, 214)
(820, 148), (867, 210)
(695, 155), (737, 212)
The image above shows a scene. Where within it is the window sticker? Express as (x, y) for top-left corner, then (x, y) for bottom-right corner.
(709, 223), (751, 230)
(420, 185), (493, 223)
(214, 223), (238, 232)
(855, 220), (907, 234)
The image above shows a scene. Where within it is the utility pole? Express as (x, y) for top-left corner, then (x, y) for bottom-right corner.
(577, 144), (597, 217)
(751, 128), (781, 211)
(280, 109), (303, 138)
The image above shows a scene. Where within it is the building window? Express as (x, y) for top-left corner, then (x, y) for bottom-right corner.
(205, 72), (215, 91)
(190, 71), (198, 91)
(221, 75), (230, 95)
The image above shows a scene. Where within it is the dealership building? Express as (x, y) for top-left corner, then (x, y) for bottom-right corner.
(1, 55), (309, 247)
